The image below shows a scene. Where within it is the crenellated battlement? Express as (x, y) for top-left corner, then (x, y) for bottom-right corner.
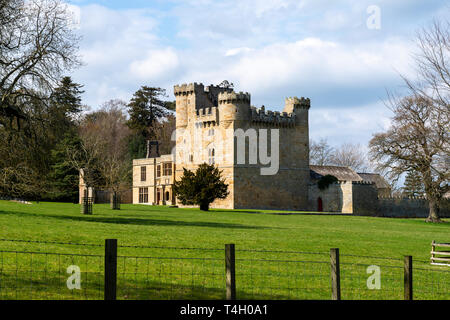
(285, 97), (310, 109)
(250, 106), (296, 126)
(352, 181), (376, 185)
(175, 81), (310, 130)
(174, 82), (204, 96)
(196, 106), (218, 116)
(378, 195), (429, 200)
(218, 91), (251, 104)
(195, 106), (219, 124)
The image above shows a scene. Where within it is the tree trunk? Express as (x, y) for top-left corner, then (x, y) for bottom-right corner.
(423, 168), (441, 223)
(200, 202), (209, 211)
(426, 198), (441, 223)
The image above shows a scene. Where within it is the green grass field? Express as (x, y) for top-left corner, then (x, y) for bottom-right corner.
(0, 200), (448, 300)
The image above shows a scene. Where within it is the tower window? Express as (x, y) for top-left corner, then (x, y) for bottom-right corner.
(140, 166), (146, 181)
(208, 148), (215, 165)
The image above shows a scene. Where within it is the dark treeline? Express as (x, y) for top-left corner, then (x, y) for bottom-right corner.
(0, 77), (176, 202)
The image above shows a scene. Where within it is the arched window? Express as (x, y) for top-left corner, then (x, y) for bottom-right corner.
(165, 191), (170, 201)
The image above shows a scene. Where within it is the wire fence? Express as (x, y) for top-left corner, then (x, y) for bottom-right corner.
(0, 250), (104, 300)
(0, 238), (449, 300)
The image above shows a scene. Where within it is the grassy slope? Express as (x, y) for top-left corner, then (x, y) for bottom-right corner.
(0, 201), (448, 259)
(0, 201), (448, 300)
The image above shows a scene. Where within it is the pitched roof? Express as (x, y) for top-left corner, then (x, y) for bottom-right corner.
(357, 173), (391, 189)
(310, 165), (362, 182)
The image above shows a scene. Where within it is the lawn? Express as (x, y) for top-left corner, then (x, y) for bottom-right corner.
(0, 200), (448, 300)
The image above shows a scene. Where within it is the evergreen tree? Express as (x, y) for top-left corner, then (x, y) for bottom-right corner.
(127, 133), (147, 160)
(173, 163), (229, 211)
(46, 77), (84, 200)
(403, 170), (425, 197)
(127, 86), (172, 140)
(48, 133), (83, 202)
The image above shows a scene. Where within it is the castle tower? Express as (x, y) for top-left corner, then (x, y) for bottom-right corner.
(283, 97), (310, 126)
(218, 91), (251, 128)
(172, 81), (312, 211)
(174, 84), (191, 129)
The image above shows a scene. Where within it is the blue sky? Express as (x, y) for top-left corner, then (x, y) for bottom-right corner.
(65, 0), (449, 148)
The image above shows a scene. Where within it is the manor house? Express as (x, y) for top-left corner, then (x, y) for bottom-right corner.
(131, 82), (393, 213)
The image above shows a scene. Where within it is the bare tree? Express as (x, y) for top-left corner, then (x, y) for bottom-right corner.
(309, 138), (335, 166)
(369, 96), (449, 222)
(370, 18), (450, 223)
(154, 113), (176, 155)
(80, 100), (132, 209)
(402, 19), (449, 115)
(330, 143), (370, 172)
(0, 0), (81, 125)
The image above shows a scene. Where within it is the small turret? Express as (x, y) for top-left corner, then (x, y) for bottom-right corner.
(218, 91), (251, 124)
(174, 82), (206, 129)
(283, 97), (310, 113)
(283, 96), (310, 126)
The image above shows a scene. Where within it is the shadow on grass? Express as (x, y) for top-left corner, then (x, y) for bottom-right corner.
(0, 273), (297, 300)
(0, 209), (268, 230)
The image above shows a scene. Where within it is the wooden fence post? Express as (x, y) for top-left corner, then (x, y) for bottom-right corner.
(105, 239), (117, 300)
(225, 244), (236, 300)
(330, 248), (341, 300)
(431, 241), (435, 264)
(404, 255), (413, 300)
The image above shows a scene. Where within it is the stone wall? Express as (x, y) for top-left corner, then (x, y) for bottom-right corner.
(351, 181), (378, 216)
(376, 197), (450, 218)
(351, 181), (450, 218)
(95, 189), (132, 204)
(234, 166), (309, 210)
(308, 182), (344, 212)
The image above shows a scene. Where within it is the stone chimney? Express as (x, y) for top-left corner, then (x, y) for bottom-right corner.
(146, 140), (160, 158)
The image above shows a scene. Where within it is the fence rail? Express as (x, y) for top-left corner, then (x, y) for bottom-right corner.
(0, 238), (449, 300)
(431, 241), (450, 267)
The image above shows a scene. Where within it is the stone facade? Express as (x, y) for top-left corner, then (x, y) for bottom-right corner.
(132, 154), (176, 205)
(129, 81), (444, 218)
(171, 82), (309, 210)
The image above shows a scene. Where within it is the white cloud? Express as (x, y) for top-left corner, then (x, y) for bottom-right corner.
(225, 37), (413, 91)
(70, 4), (171, 107)
(65, 0), (443, 148)
(309, 102), (393, 147)
(129, 48), (179, 80)
(175, 36), (414, 109)
(66, 4), (81, 29)
(225, 47), (253, 57)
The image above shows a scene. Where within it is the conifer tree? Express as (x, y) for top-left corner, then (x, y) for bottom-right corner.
(173, 163), (229, 211)
(403, 170), (425, 197)
(127, 86), (172, 140)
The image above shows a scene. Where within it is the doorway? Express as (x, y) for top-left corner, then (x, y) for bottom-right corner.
(317, 197), (323, 212)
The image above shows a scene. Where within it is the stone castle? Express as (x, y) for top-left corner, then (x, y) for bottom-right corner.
(130, 81), (450, 217)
